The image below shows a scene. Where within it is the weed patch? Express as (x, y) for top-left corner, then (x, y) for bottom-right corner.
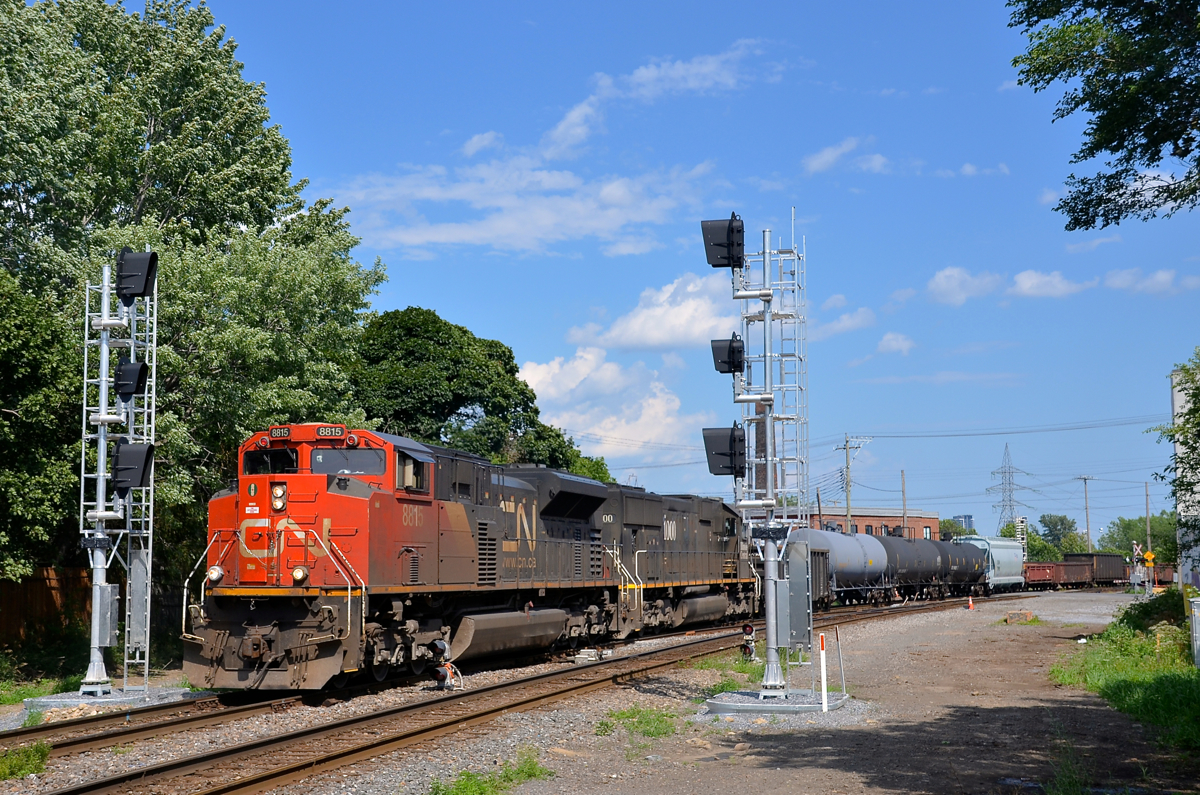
(1052, 592), (1199, 750)
(608, 706), (676, 738)
(1043, 736), (1089, 795)
(594, 719), (614, 736)
(0, 743), (50, 780)
(21, 711), (42, 728)
(428, 748), (553, 795)
(700, 676), (742, 699)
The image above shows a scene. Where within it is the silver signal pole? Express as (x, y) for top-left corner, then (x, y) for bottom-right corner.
(79, 249), (158, 696)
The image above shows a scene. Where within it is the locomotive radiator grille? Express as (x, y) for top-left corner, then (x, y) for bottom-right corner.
(407, 553), (420, 585)
(589, 530), (603, 578)
(477, 529), (497, 585)
(573, 527), (583, 580)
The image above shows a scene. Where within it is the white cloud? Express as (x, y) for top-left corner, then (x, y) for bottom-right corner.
(821, 294), (847, 310)
(810, 307), (876, 341)
(934, 168), (956, 178)
(926, 267), (1002, 306)
(960, 163), (978, 176)
(803, 137), (860, 174)
(856, 153), (889, 173)
(1038, 188), (1059, 205)
(935, 163), (1009, 178)
(566, 272), (738, 350)
(877, 332), (915, 355)
(462, 131), (502, 157)
(1105, 268), (1199, 295)
(342, 160), (711, 254)
(338, 42), (766, 255)
(1008, 270), (1097, 298)
(998, 80), (1019, 91)
(543, 382), (710, 459)
(519, 347), (634, 401)
(889, 287), (916, 303)
(1065, 234), (1122, 254)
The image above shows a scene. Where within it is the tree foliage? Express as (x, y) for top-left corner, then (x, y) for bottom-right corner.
(1009, 1), (1200, 229)
(939, 518), (969, 538)
(1156, 346), (1200, 572)
(0, 271), (79, 579)
(1038, 513), (1078, 547)
(999, 522), (1064, 562)
(1098, 511), (1178, 565)
(354, 308), (610, 481)
(0, 0), (297, 293)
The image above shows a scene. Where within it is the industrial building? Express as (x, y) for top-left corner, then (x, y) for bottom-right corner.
(811, 506), (940, 540)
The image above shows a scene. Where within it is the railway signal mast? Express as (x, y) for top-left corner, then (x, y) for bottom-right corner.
(702, 209), (809, 697)
(79, 248), (159, 695)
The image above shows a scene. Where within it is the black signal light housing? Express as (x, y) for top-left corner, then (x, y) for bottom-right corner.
(700, 212), (744, 268)
(702, 424), (746, 477)
(116, 247), (158, 303)
(711, 334), (744, 374)
(111, 438), (154, 498)
(114, 356), (148, 400)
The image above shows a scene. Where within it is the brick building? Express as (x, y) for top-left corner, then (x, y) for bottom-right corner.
(811, 506), (940, 540)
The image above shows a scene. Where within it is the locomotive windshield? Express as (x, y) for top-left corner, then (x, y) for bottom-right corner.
(311, 448), (387, 475)
(243, 448), (298, 475)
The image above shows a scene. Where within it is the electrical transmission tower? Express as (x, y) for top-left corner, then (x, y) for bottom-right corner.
(987, 443), (1032, 533)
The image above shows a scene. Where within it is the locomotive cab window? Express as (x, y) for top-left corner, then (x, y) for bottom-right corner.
(244, 448), (298, 475)
(397, 452), (428, 493)
(311, 448), (386, 475)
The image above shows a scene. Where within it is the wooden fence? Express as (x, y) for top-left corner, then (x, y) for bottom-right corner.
(0, 567), (91, 646)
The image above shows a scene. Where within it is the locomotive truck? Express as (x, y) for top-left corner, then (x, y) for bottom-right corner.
(181, 424), (758, 690)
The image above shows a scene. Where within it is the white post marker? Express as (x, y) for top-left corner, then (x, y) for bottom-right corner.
(819, 632), (828, 712)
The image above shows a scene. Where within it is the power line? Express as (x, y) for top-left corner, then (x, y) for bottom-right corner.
(810, 413), (1169, 442)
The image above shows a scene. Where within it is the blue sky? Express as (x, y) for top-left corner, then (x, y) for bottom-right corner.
(207, 1), (1194, 538)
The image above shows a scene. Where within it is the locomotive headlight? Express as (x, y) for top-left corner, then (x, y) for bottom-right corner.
(271, 483), (286, 511)
(207, 565), (224, 583)
(292, 566), (308, 583)
(271, 484), (286, 498)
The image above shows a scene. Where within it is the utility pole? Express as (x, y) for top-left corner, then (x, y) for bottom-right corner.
(815, 487), (823, 532)
(901, 469), (908, 539)
(1078, 476), (1094, 552)
(1145, 482), (1152, 553)
(834, 435), (870, 534)
(844, 434), (852, 534)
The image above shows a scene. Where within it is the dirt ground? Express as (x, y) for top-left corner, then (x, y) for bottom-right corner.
(506, 592), (1198, 795)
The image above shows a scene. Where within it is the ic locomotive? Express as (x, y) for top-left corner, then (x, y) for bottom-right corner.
(181, 424), (758, 690)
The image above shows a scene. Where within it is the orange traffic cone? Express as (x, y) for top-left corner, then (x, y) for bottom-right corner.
(968, 596), (975, 610)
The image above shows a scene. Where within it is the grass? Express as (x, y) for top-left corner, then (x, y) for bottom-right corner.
(594, 719), (614, 736)
(429, 748), (553, 795)
(428, 750), (550, 795)
(21, 711), (43, 728)
(607, 706), (677, 738)
(1051, 590), (1200, 751)
(0, 742), (51, 780)
(1043, 735), (1090, 795)
(0, 674), (84, 706)
(699, 676), (742, 699)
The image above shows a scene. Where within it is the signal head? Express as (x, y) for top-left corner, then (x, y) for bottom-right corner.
(700, 212), (744, 268)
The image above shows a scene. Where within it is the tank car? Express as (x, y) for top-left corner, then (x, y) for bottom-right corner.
(181, 425), (757, 690)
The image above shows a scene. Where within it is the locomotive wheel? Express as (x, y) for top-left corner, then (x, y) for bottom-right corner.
(410, 658), (428, 676)
(329, 671), (351, 689)
(370, 660), (389, 682)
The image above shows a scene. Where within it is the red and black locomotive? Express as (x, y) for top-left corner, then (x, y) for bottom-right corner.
(182, 424), (757, 689)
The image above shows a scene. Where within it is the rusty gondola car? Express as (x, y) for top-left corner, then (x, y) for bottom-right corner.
(181, 424), (758, 690)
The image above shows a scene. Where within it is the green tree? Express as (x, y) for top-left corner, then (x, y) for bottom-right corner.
(354, 307), (610, 481)
(939, 518), (969, 538)
(999, 522), (1062, 562)
(1, 0), (298, 293)
(0, 271), (79, 579)
(1155, 347), (1200, 576)
(1009, 2), (1200, 230)
(1038, 513), (1078, 547)
(1098, 511), (1178, 565)
(1059, 531), (1091, 555)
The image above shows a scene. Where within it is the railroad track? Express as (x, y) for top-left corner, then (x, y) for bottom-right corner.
(10, 591), (1037, 795)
